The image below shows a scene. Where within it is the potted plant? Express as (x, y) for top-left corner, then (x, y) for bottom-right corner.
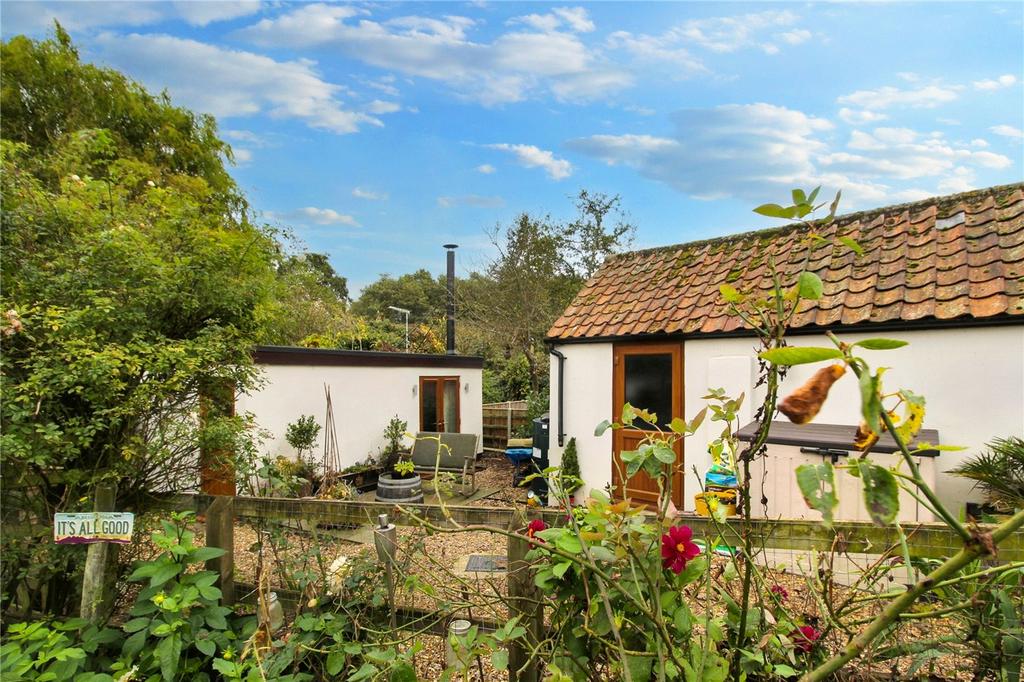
(559, 437), (583, 505)
(375, 417), (423, 503)
(285, 415), (322, 496)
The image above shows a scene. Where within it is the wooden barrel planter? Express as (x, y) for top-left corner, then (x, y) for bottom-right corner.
(374, 474), (423, 504)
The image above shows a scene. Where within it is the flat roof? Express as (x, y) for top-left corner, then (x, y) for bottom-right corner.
(253, 345), (484, 369)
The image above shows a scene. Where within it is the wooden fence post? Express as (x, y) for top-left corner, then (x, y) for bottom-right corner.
(507, 511), (542, 682)
(80, 483), (118, 623)
(205, 496), (235, 605)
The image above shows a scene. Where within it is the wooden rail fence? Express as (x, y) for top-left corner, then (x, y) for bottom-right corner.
(159, 493), (1024, 562)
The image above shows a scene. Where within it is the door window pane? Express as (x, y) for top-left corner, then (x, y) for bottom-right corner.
(443, 379), (459, 432)
(420, 376), (460, 433)
(421, 380), (439, 432)
(624, 354), (673, 430)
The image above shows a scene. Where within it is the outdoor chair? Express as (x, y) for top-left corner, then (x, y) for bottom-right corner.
(410, 432), (480, 494)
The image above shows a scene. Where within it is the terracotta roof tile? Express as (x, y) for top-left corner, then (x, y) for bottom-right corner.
(547, 184), (1024, 340)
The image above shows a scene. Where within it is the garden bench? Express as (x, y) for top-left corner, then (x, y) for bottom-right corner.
(410, 432), (480, 494)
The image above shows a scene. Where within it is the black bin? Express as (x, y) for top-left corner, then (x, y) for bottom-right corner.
(529, 413), (550, 504)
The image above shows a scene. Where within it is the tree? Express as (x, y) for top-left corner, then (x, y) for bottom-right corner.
(280, 252), (349, 302)
(259, 252), (351, 346)
(351, 269), (447, 323)
(0, 30), (278, 615)
(566, 189), (636, 280)
(461, 193), (634, 393)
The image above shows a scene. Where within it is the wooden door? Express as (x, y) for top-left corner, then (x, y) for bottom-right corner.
(612, 342), (683, 507)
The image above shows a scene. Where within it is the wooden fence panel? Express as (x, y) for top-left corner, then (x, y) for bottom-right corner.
(482, 401), (530, 452)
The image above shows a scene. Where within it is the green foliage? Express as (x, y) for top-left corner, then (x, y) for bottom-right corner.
(1, 618), (120, 680)
(515, 390), (550, 437)
(795, 462), (839, 527)
(951, 437), (1024, 511)
(759, 347), (844, 365)
(285, 415), (321, 460)
(351, 269), (446, 322)
(1, 26), (236, 203)
(118, 512), (246, 681)
(559, 437), (582, 494)
(1, 30), (278, 615)
(393, 459), (415, 478)
(380, 415), (408, 471)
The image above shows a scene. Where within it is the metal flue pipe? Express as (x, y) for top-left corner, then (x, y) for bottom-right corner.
(444, 244), (458, 355)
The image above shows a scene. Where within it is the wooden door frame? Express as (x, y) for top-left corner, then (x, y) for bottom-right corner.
(611, 341), (684, 507)
(419, 375), (461, 433)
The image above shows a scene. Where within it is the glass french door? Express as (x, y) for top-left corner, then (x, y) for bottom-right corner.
(420, 376), (460, 433)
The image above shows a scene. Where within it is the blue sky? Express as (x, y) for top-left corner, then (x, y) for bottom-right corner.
(3, 1), (1022, 293)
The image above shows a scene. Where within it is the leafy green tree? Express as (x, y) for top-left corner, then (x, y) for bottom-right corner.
(259, 252), (352, 346)
(0, 30), (278, 615)
(351, 269), (446, 323)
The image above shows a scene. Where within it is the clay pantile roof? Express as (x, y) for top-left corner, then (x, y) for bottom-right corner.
(547, 183), (1024, 341)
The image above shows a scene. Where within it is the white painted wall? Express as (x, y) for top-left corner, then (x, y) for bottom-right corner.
(551, 325), (1024, 514)
(548, 344), (613, 501)
(238, 363), (483, 468)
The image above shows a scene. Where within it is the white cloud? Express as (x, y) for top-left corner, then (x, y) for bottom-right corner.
(352, 188), (388, 201)
(367, 100), (402, 114)
(230, 148), (253, 164)
(222, 129), (265, 145)
(937, 167), (977, 194)
(823, 128), (1012, 180)
(508, 13), (561, 32)
(508, 7), (594, 33)
(437, 194), (505, 208)
(777, 29), (811, 46)
(606, 31), (706, 75)
(552, 7), (596, 33)
(605, 9), (807, 73)
(0, 0), (260, 33)
(837, 84), (960, 110)
(568, 103), (1014, 208)
(674, 10), (800, 53)
(973, 74), (1017, 91)
(485, 143), (572, 180)
(991, 124), (1024, 139)
(292, 207), (360, 226)
(838, 108), (888, 125)
(236, 3), (629, 105)
(568, 103), (833, 200)
(172, 1), (262, 27)
(896, 72), (921, 83)
(92, 33), (381, 134)
(970, 138), (990, 148)
(475, 164), (496, 174)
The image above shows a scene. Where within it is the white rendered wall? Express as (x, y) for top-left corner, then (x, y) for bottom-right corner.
(237, 364), (483, 469)
(551, 325), (1024, 514)
(548, 343), (613, 501)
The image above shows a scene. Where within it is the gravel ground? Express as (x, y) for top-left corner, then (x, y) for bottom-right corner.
(118, 459), (988, 681)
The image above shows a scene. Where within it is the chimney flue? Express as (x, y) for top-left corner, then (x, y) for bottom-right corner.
(443, 244), (458, 355)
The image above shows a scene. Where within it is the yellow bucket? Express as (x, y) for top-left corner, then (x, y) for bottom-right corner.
(694, 491), (737, 518)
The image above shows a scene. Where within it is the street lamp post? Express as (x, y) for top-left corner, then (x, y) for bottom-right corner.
(387, 306), (411, 352)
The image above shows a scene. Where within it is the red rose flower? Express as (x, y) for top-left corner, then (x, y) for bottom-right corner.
(526, 519), (547, 541)
(794, 625), (820, 653)
(660, 525), (700, 574)
(770, 584), (789, 601)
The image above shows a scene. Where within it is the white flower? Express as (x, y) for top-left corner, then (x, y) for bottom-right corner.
(147, 180), (156, 187)
(69, 174), (81, 182)
(327, 554), (351, 595)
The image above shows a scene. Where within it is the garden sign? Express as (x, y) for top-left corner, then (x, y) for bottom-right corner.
(54, 512), (134, 545)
